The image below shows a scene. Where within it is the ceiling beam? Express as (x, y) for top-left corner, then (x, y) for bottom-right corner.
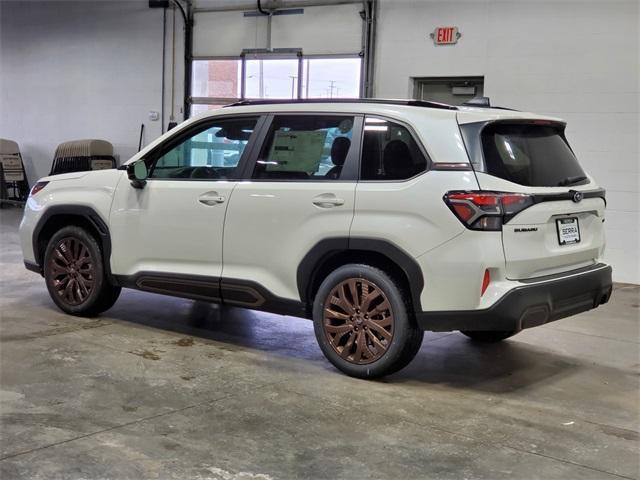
(193, 0), (361, 13)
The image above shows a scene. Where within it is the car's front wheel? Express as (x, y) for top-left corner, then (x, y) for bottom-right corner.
(313, 264), (423, 379)
(43, 226), (120, 316)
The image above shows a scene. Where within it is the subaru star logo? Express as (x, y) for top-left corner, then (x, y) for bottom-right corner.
(571, 190), (583, 203)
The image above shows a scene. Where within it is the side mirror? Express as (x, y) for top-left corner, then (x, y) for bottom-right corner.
(127, 161), (148, 189)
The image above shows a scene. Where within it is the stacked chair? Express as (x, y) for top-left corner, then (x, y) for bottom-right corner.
(50, 139), (117, 175)
(0, 138), (29, 205)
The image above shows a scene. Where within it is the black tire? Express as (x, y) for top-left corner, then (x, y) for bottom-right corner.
(460, 330), (519, 343)
(313, 264), (423, 379)
(43, 225), (121, 316)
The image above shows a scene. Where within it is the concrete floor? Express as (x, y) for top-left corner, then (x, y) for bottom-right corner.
(0, 206), (638, 480)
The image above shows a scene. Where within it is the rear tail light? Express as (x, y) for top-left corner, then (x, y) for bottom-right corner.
(444, 191), (533, 231)
(30, 181), (49, 197)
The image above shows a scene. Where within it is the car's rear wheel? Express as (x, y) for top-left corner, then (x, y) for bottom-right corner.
(313, 264), (423, 379)
(44, 226), (120, 316)
(460, 330), (519, 342)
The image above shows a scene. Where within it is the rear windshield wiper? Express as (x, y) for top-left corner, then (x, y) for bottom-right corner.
(557, 175), (587, 186)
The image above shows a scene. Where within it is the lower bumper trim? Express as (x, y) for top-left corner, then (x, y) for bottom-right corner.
(416, 264), (612, 332)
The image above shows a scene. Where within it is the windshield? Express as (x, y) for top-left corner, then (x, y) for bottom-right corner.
(480, 123), (588, 187)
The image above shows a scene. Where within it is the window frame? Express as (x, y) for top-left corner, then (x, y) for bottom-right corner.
(358, 115), (433, 183)
(142, 114), (268, 182)
(239, 112), (364, 182)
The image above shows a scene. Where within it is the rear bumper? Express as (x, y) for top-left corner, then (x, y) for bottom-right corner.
(416, 263), (612, 331)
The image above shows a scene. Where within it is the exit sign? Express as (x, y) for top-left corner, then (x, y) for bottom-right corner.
(430, 26), (461, 45)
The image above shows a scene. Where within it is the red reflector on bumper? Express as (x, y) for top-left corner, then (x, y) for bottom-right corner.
(481, 269), (490, 296)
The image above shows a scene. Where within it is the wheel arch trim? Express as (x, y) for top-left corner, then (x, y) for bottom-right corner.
(32, 205), (113, 279)
(297, 237), (424, 313)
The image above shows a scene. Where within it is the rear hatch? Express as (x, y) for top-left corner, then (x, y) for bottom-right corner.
(458, 113), (606, 280)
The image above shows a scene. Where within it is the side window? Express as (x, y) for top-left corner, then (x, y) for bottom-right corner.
(361, 117), (427, 180)
(252, 115), (355, 180)
(149, 117), (259, 179)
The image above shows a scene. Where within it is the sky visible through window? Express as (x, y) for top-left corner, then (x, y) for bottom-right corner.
(245, 59), (299, 99)
(244, 57), (361, 99)
(302, 58), (361, 98)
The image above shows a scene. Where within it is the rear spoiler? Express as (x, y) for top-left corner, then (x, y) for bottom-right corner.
(462, 96), (519, 111)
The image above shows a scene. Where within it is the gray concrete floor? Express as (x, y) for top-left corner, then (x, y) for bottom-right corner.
(0, 206), (638, 480)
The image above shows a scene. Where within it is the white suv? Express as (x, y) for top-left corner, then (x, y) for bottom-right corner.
(19, 99), (613, 378)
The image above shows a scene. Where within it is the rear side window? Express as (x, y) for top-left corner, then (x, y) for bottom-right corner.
(481, 123), (587, 187)
(252, 115), (355, 180)
(361, 117), (427, 180)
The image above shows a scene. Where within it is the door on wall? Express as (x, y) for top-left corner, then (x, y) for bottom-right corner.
(413, 76), (484, 105)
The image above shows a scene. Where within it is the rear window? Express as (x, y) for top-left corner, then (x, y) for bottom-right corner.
(480, 123), (587, 187)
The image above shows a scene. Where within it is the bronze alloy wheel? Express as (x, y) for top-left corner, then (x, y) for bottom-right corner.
(47, 237), (95, 306)
(323, 278), (395, 365)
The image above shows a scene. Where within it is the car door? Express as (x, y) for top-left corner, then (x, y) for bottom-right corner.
(221, 113), (362, 307)
(109, 115), (264, 297)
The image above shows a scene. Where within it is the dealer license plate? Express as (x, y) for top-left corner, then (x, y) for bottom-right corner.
(556, 217), (580, 245)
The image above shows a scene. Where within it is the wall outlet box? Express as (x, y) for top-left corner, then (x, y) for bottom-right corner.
(148, 111), (160, 121)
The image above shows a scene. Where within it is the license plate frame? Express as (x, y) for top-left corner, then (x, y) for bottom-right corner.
(556, 217), (581, 245)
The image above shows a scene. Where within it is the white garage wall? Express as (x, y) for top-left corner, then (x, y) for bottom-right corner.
(375, 0), (639, 284)
(0, 0), (165, 182)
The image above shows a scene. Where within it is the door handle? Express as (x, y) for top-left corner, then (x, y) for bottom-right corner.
(312, 194), (345, 208)
(198, 192), (225, 206)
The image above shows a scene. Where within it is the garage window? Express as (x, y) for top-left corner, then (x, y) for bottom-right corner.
(245, 58), (300, 99)
(192, 59), (242, 99)
(191, 104), (227, 116)
(190, 56), (362, 115)
(301, 57), (361, 98)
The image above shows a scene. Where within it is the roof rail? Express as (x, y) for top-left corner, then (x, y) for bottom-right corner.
(224, 98), (458, 111)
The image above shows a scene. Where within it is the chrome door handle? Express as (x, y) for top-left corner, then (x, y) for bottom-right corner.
(198, 193), (225, 206)
(312, 194), (345, 208)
